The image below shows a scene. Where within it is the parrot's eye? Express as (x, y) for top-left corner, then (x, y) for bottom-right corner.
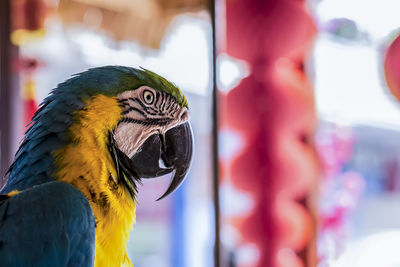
(143, 90), (154, 105)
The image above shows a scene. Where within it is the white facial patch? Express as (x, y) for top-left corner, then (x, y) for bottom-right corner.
(113, 86), (189, 158)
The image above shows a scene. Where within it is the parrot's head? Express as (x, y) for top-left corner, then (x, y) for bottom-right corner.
(83, 66), (193, 200)
(107, 67), (193, 200)
(8, 66), (193, 202)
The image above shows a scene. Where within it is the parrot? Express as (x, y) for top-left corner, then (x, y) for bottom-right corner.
(0, 66), (193, 267)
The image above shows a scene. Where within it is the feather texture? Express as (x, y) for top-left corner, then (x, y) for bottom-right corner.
(0, 181), (95, 267)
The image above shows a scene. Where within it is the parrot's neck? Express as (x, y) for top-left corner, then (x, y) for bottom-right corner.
(54, 95), (135, 267)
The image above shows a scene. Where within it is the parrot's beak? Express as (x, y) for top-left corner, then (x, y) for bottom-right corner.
(129, 122), (193, 200)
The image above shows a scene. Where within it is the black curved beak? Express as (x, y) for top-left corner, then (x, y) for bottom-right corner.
(129, 122), (193, 200)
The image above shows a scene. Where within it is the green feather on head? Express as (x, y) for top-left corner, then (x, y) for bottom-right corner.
(64, 66), (188, 108)
(137, 68), (188, 108)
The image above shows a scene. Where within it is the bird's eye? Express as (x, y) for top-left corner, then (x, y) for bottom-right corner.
(143, 90), (154, 105)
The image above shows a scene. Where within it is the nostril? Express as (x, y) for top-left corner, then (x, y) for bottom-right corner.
(180, 110), (188, 121)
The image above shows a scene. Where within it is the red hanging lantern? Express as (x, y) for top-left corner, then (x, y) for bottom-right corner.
(220, 0), (318, 266)
(384, 34), (400, 101)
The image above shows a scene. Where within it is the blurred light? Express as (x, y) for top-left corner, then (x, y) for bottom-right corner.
(185, 199), (213, 267)
(314, 37), (400, 130)
(335, 231), (400, 267)
(220, 181), (253, 217)
(219, 129), (244, 161)
(237, 244), (260, 266)
(217, 53), (249, 93)
(221, 224), (241, 248)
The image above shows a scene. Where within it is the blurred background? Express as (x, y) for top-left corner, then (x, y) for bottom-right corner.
(1, 0), (400, 267)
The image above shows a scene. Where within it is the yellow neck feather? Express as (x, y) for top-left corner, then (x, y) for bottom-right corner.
(53, 95), (135, 267)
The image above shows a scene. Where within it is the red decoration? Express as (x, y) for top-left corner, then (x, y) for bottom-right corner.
(24, 97), (38, 126)
(220, 0), (318, 266)
(316, 127), (365, 264)
(17, 58), (42, 127)
(12, 0), (48, 31)
(384, 34), (400, 101)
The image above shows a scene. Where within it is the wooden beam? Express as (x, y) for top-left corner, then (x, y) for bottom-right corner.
(0, 0), (17, 187)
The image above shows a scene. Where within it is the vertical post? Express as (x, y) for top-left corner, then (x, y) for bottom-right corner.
(210, 0), (220, 266)
(0, 0), (12, 186)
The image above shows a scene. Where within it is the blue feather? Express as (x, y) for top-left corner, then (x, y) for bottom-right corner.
(0, 181), (95, 267)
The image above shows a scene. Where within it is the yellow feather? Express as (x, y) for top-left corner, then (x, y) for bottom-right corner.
(7, 190), (19, 197)
(53, 94), (135, 267)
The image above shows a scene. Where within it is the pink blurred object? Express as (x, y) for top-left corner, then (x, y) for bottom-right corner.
(316, 126), (366, 265)
(321, 172), (365, 230)
(316, 127), (355, 178)
(384, 34), (400, 101)
(220, 0), (318, 266)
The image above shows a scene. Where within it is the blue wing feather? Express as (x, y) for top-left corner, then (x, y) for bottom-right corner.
(0, 181), (95, 267)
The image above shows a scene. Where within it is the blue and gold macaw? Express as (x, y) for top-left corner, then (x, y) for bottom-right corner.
(0, 66), (193, 266)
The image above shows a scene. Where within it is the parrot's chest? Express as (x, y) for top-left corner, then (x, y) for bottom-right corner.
(51, 95), (137, 266)
(61, 166), (137, 267)
(93, 199), (136, 267)
(54, 146), (137, 267)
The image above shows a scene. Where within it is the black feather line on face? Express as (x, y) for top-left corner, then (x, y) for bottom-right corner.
(165, 94), (173, 111)
(119, 97), (158, 115)
(155, 91), (161, 107)
(121, 106), (147, 117)
(160, 92), (167, 111)
(131, 98), (159, 115)
(107, 132), (141, 200)
(118, 117), (173, 126)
